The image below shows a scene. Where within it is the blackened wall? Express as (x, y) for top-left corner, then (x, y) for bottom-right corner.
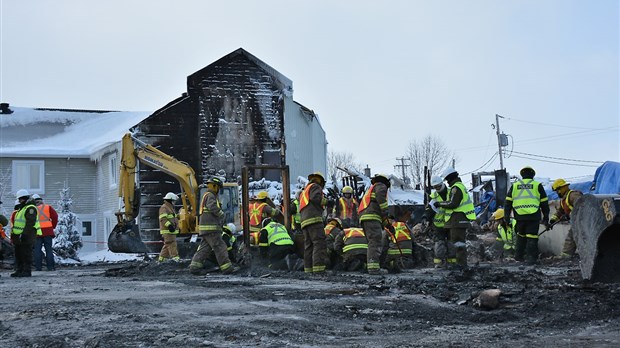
(132, 96), (200, 249)
(188, 52), (285, 182)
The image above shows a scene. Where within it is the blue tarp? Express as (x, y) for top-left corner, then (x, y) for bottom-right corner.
(546, 161), (620, 200)
(592, 161), (620, 194)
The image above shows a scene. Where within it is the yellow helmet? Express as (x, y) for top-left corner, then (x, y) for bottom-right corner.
(256, 191), (269, 200)
(492, 208), (505, 220)
(342, 186), (353, 194)
(552, 178), (569, 191)
(308, 172), (325, 183)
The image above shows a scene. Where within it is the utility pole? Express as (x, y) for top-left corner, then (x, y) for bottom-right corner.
(394, 157), (411, 184)
(495, 114), (505, 170)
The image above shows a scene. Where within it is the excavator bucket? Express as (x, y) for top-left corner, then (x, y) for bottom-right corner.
(108, 221), (149, 254)
(572, 194), (620, 282)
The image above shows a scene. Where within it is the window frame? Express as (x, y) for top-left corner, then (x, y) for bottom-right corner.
(109, 153), (118, 189)
(11, 160), (45, 195)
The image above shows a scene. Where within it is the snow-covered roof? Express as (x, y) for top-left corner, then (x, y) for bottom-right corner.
(0, 107), (151, 160)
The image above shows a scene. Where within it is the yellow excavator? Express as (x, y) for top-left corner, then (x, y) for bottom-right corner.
(108, 133), (240, 254)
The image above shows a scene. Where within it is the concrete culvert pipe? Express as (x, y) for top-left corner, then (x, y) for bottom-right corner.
(572, 194), (620, 282)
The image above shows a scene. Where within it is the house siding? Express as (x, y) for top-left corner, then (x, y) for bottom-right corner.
(284, 99), (327, 181)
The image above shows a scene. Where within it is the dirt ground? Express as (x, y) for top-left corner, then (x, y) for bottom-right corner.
(1, 252), (619, 348)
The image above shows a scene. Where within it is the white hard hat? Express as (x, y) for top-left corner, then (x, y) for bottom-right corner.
(430, 176), (443, 186)
(441, 167), (457, 179)
(16, 189), (30, 199)
(32, 194), (42, 200)
(225, 223), (237, 234)
(163, 192), (179, 201)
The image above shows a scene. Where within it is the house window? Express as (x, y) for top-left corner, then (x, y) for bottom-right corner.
(82, 221), (93, 236)
(12, 160), (45, 194)
(109, 153), (118, 188)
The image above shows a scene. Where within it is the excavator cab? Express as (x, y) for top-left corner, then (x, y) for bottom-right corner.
(572, 194), (620, 282)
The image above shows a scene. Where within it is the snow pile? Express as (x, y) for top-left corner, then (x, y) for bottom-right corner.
(77, 249), (142, 264)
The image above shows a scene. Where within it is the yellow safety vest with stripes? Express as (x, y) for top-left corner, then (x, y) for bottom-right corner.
(13, 204), (42, 236)
(430, 190), (449, 228)
(508, 179), (544, 215)
(444, 182), (476, 222)
(259, 222), (294, 247)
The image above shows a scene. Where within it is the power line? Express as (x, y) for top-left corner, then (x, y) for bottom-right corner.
(504, 116), (617, 131)
(461, 152), (498, 176)
(509, 154), (600, 167)
(510, 151), (604, 164)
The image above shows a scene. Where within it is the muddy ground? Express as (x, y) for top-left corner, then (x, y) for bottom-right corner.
(0, 253), (619, 348)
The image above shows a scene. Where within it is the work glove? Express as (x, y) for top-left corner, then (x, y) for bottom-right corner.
(550, 216), (558, 224)
(433, 201), (441, 209)
(542, 218), (551, 230)
(168, 224), (175, 232)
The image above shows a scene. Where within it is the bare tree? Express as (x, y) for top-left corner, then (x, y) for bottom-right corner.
(327, 150), (363, 182)
(406, 135), (454, 187)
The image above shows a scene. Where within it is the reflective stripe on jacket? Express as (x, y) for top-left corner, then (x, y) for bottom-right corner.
(260, 222), (294, 247)
(430, 190), (449, 228)
(342, 228), (368, 253)
(36, 204), (53, 229)
(387, 222), (413, 255)
(497, 219), (516, 250)
(249, 202), (267, 232)
(358, 184), (388, 223)
(508, 179), (542, 215)
(13, 204), (42, 236)
(444, 182), (476, 222)
(159, 201), (179, 235)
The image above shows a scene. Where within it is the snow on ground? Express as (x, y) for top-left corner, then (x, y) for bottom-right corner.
(68, 249), (142, 265)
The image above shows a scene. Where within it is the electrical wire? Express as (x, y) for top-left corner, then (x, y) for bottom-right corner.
(511, 151), (603, 164)
(512, 128), (619, 146)
(503, 116), (617, 131)
(461, 152), (498, 176)
(509, 154), (600, 167)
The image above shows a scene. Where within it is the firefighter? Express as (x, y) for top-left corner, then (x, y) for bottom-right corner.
(222, 223), (238, 263)
(492, 208), (516, 259)
(381, 214), (414, 272)
(190, 177), (239, 275)
(504, 166), (550, 265)
(426, 176), (450, 268)
(332, 186), (359, 228)
(300, 172), (328, 275)
(550, 178), (583, 257)
(31, 194), (59, 271)
(11, 189), (41, 277)
(248, 191), (282, 245)
(158, 192), (180, 262)
(258, 218), (296, 270)
(433, 168), (476, 269)
(333, 227), (368, 272)
(359, 173), (390, 275)
(324, 217), (344, 268)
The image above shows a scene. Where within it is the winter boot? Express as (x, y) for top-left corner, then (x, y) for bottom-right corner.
(514, 235), (527, 262)
(525, 238), (539, 265)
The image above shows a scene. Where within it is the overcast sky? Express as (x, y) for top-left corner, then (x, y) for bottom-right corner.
(1, 0), (618, 183)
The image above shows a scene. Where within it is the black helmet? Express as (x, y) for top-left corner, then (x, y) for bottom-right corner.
(371, 174), (391, 188)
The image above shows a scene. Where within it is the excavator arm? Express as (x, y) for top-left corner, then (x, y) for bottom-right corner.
(109, 133), (199, 253)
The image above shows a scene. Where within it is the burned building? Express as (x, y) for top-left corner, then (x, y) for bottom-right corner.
(132, 48), (327, 243)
